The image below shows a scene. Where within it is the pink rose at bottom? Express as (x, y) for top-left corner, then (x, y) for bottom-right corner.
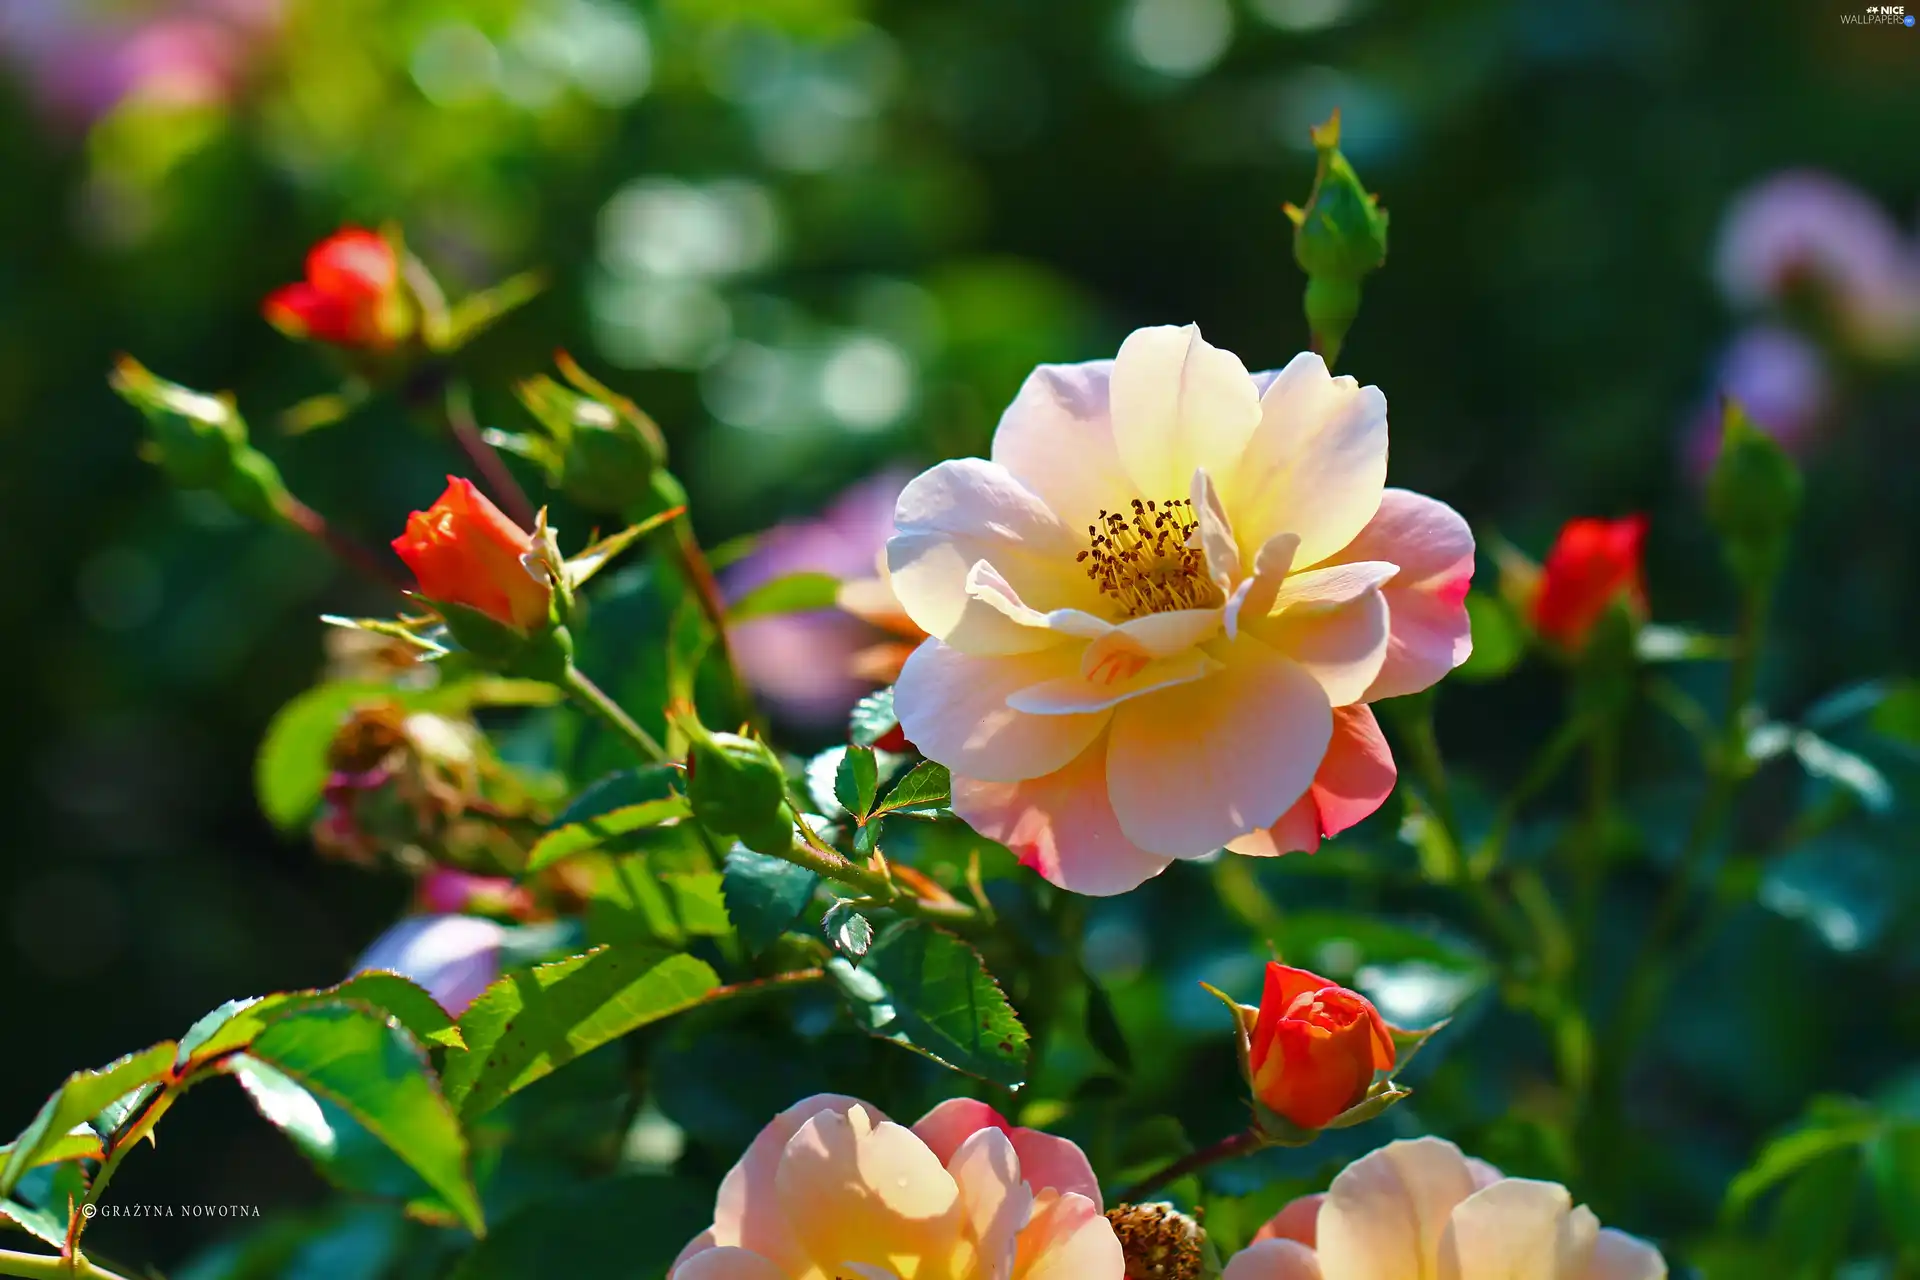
(1222, 1137), (1665, 1280)
(670, 1094), (1122, 1279)
(353, 914), (506, 1017)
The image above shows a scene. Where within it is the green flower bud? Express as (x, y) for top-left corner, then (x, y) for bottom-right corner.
(1707, 399), (1802, 595)
(111, 356), (291, 523)
(1286, 111), (1389, 368)
(509, 354), (669, 515)
(685, 727), (795, 856)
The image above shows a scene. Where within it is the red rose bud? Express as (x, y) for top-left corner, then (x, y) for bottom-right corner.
(1250, 963), (1396, 1131)
(264, 227), (411, 350)
(1529, 515), (1649, 651)
(393, 477), (552, 633)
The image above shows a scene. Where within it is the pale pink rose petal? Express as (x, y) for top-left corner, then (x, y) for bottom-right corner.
(953, 739), (1173, 896)
(1584, 1228), (1668, 1280)
(671, 1229), (717, 1273)
(1229, 704), (1394, 856)
(911, 1099), (1104, 1210)
(1269, 561), (1400, 613)
(1466, 1156), (1504, 1190)
(1109, 325), (1263, 500)
(895, 642), (1109, 783)
(1192, 467), (1244, 590)
(1252, 1193), (1324, 1246)
(1317, 1136), (1480, 1280)
(948, 1127), (1034, 1273)
(1224, 533), (1302, 639)
(1321, 489), (1474, 701)
(1230, 352), (1388, 568)
(1436, 1179), (1591, 1280)
(671, 1245), (788, 1280)
(712, 1094), (879, 1269)
(1012, 1190), (1125, 1280)
(964, 560), (1117, 641)
(1256, 588), (1391, 708)
(990, 358), (1137, 538)
(1107, 608), (1225, 656)
(775, 1108), (962, 1268)
(889, 459), (1102, 655)
(1107, 635), (1333, 858)
(1222, 1239), (1324, 1280)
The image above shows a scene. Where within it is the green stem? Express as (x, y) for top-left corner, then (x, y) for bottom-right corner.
(1573, 705), (1621, 965)
(784, 813), (985, 936)
(1472, 712), (1594, 877)
(1114, 1128), (1267, 1203)
(0, 1249), (130, 1280)
(563, 667), (669, 765)
(276, 494), (412, 595)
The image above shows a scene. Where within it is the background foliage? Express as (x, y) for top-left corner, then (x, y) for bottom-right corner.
(2, 0), (1918, 1274)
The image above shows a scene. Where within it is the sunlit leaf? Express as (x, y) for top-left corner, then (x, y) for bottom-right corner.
(722, 848), (820, 956)
(725, 571), (842, 624)
(830, 923), (1030, 1087)
(0, 1043), (176, 1197)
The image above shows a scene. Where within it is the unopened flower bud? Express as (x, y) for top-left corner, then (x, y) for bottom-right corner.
(684, 726), (795, 856)
(1286, 111), (1389, 367)
(110, 356), (291, 524)
(1707, 398), (1803, 594)
(507, 353), (669, 515)
(264, 227), (413, 352)
(1529, 515), (1649, 653)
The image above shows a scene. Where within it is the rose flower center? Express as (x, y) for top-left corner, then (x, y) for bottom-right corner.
(1076, 496), (1222, 618)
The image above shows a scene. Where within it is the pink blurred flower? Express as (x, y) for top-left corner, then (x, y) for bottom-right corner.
(415, 867), (535, 920)
(1715, 170), (1920, 356)
(0, 0), (279, 126)
(1684, 326), (1833, 477)
(354, 914), (506, 1017)
(724, 468), (916, 729)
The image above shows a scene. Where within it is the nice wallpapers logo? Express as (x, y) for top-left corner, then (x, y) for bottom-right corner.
(1842, 4), (1915, 23)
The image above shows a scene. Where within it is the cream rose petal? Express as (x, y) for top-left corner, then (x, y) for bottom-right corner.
(775, 1108), (963, 1271)
(953, 738), (1173, 896)
(1258, 588), (1392, 708)
(1231, 352), (1388, 568)
(1110, 325), (1262, 498)
(895, 642), (1109, 783)
(710, 1094), (876, 1270)
(948, 1127), (1034, 1280)
(889, 459), (1103, 656)
(1224, 533), (1302, 639)
(1222, 1240), (1325, 1280)
(1316, 1136), (1482, 1280)
(1435, 1180), (1590, 1280)
(1319, 488), (1475, 700)
(1106, 634), (1333, 858)
(1012, 1190), (1125, 1280)
(1008, 648), (1221, 715)
(1228, 704), (1395, 856)
(671, 1246), (789, 1280)
(1583, 1229), (1668, 1280)
(989, 358), (1138, 537)
(1252, 1194), (1324, 1247)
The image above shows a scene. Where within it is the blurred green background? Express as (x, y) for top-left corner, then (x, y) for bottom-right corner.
(3, 0), (1918, 1271)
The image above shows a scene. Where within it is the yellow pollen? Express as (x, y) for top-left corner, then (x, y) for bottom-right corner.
(1076, 496), (1220, 618)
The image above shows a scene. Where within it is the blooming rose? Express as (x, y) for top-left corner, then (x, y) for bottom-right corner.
(354, 914), (506, 1017)
(392, 477), (551, 633)
(671, 1094), (1121, 1279)
(1529, 515), (1647, 651)
(1250, 963), (1395, 1130)
(264, 227), (411, 350)
(885, 325), (1473, 895)
(1222, 1136), (1664, 1280)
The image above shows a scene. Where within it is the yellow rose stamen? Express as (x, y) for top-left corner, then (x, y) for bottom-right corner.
(1077, 496), (1221, 618)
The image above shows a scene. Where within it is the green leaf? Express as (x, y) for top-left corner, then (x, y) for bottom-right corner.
(831, 923), (1031, 1087)
(177, 973), (466, 1070)
(442, 945), (719, 1120)
(1791, 732), (1894, 814)
(722, 848), (820, 956)
(872, 761), (951, 817)
(823, 900), (874, 958)
(254, 678), (560, 830)
(1634, 624), (1735, 663)
(447, 1175), (712, 1280)
(1725, 1100), (1881, 1222)
(526, 766), (691, 872)
(232, 1003), (482, 1235)
(0, 1129), (102, 1172)
(0, 1196), (67, 1248)
(725, 571), (842, 624)
(587, 858), (733, 946)
(836, 745), (880, 819)
(0, 1043), (176, 1197)
(1456, 590), (1523, 681)
(849, 686), (898, 748)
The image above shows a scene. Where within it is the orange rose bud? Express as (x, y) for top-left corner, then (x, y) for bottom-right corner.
(264, 227), (409, 349)
(392, 478), (551, 632)
(1249, 963), (1396, 1131)
(1529, 514), (1648, 650)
